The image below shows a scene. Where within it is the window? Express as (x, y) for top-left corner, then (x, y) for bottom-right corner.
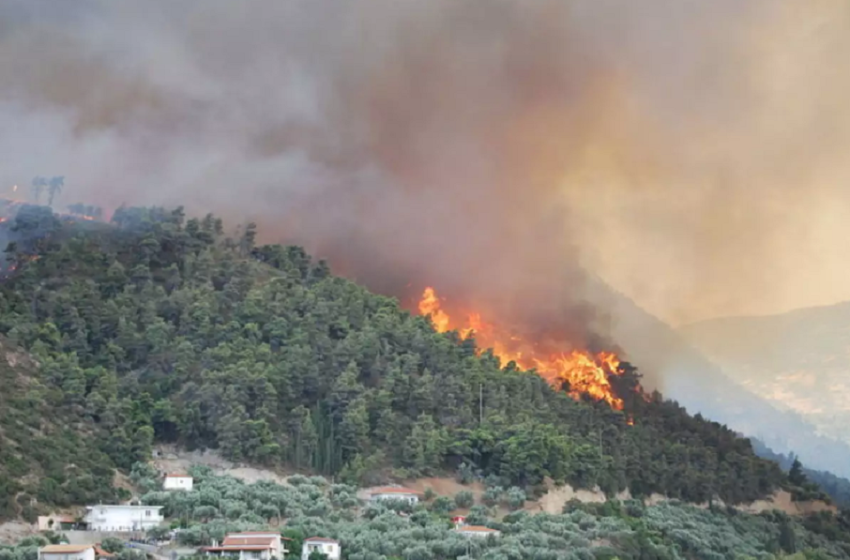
(145, 510), (151, 517)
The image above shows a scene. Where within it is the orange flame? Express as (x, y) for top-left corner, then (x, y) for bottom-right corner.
(418, 286), (627, 411)
(418, 287), (451, 333)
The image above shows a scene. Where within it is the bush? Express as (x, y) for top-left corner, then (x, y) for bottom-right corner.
(455, 491), (474, 509)
(483, 486), (503, 506)
(456, 463), (476, 485)
(505, 487), (526, 510)
(100, 538), (125, 554)
(430, 496), (455, 514)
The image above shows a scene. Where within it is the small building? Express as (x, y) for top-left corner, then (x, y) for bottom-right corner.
(163, 474), (194, 492)
(203, 532), (288, 560)
(301, 538), (340, 560)
(38, 515), (77, 531)
(455, 525), (501, 538)
(84, 504), (164, 532)
(38, 544), (110, 560)
(368, 487), (422, 505)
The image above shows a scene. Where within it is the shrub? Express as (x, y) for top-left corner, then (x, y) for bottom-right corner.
(505, 487), (526, 510)
(430, 496), (454, 514)
(483, 486), (503, 507)
(455, 491), (474, 509)
(100, 538), (125, 553)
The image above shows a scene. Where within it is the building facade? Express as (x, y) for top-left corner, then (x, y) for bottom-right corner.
(367, 487), (421, 505)
(301, 538), (340, 560)
(455, 526), (501, 538)
(163, 474), (194, 491)
(84, 505), (164, 532)
(203, 532), (288, 560)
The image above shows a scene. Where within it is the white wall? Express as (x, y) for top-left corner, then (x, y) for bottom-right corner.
(301, 542), (339, 560)
(86, 506), (163, 531)
(40, 548), (95, 560)
(164, 477), (194, 491)
(370, 493), (419, 505)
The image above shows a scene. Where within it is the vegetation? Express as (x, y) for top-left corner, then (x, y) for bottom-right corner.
(751, 439), (850, 508)
(0, 207), (794, 508)
(128, 467), (850, 560)
(0, 331), (119, 521)
(1, 203), (849, 557)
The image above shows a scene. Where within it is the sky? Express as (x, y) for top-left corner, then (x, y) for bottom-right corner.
(1, 0), (849, 327)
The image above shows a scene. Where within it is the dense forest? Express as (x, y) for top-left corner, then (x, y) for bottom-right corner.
(0, 204), (837, 524)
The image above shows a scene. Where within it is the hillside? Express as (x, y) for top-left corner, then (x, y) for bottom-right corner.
(2, 204), (850, 557)
(0, 204), (807, 516)
(0, 337), (118, 521)
(582, 277), (850, 480)
(680, 303), (850, 447)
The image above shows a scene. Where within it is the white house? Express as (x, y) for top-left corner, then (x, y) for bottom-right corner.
(84, 504), (164, 531)
(455, 525), (501, 538)
(39, 545), (97, 560)
(163, 474), (194, 491)
(301, 538), (340, 560)
(368, 487), (422, 505)
(203, 532), (288, 560)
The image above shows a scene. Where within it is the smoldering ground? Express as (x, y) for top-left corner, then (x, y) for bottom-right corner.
(1, 0), (850, 339)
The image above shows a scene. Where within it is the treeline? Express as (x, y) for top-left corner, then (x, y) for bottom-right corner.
(751, 438), (850, 507)
(0, 205), (795, 515)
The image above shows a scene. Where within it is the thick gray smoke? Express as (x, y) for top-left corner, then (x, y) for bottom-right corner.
(1, 0), (849, 333)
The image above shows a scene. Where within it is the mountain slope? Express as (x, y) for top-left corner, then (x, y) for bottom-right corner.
(0, 204), (798, 515)
(680, 302), (850, 446)
(582, 275), (850, 480)
(0, 337), (118, 521)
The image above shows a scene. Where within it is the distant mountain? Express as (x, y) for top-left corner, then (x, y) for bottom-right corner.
(680, 303), (850, 449)
(584, 276), (850, 480)
(749, 436), (850, 508)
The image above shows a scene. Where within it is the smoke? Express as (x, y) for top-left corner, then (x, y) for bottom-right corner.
(1, 0), (850, 335)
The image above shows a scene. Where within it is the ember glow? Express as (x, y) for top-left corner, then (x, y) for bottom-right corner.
(418, 287), (627, 411)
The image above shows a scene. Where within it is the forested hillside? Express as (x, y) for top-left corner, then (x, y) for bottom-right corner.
(0, 337), (118, 521)
(0, 205), (818, 520)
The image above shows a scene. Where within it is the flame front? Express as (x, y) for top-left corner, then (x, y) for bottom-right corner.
(418, 286), (626, 411)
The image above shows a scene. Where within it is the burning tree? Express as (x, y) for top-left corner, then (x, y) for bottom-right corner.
(417, 286), (645, 417)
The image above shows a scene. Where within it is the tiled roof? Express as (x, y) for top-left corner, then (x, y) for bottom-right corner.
(221, 537), (275, 547)
(41, 545), (93, 553)
(93, 545), (114, 557)
(304, 537), (339, 544)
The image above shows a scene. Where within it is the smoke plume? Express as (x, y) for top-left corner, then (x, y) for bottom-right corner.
(2, 0), (850, 337)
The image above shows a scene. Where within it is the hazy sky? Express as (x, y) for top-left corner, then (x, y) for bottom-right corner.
(1, 0), (849, 327)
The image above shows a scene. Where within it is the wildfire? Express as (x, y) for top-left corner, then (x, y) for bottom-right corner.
(418, 286), (627, 411)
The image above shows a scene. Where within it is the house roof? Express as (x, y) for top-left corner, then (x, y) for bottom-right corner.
(44, 515), (77, 522)
(93, 545), (114, 557)
(304, 537), (339, 544)
(165, 474), (192, 478)
(369, 487), (421, 496)
(456, 526), (499, 533)
(229, 532), (292, 541)
(221, 537), (275, 547)
(41, 545), (94, 553)
(204, 546), (273, 552)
